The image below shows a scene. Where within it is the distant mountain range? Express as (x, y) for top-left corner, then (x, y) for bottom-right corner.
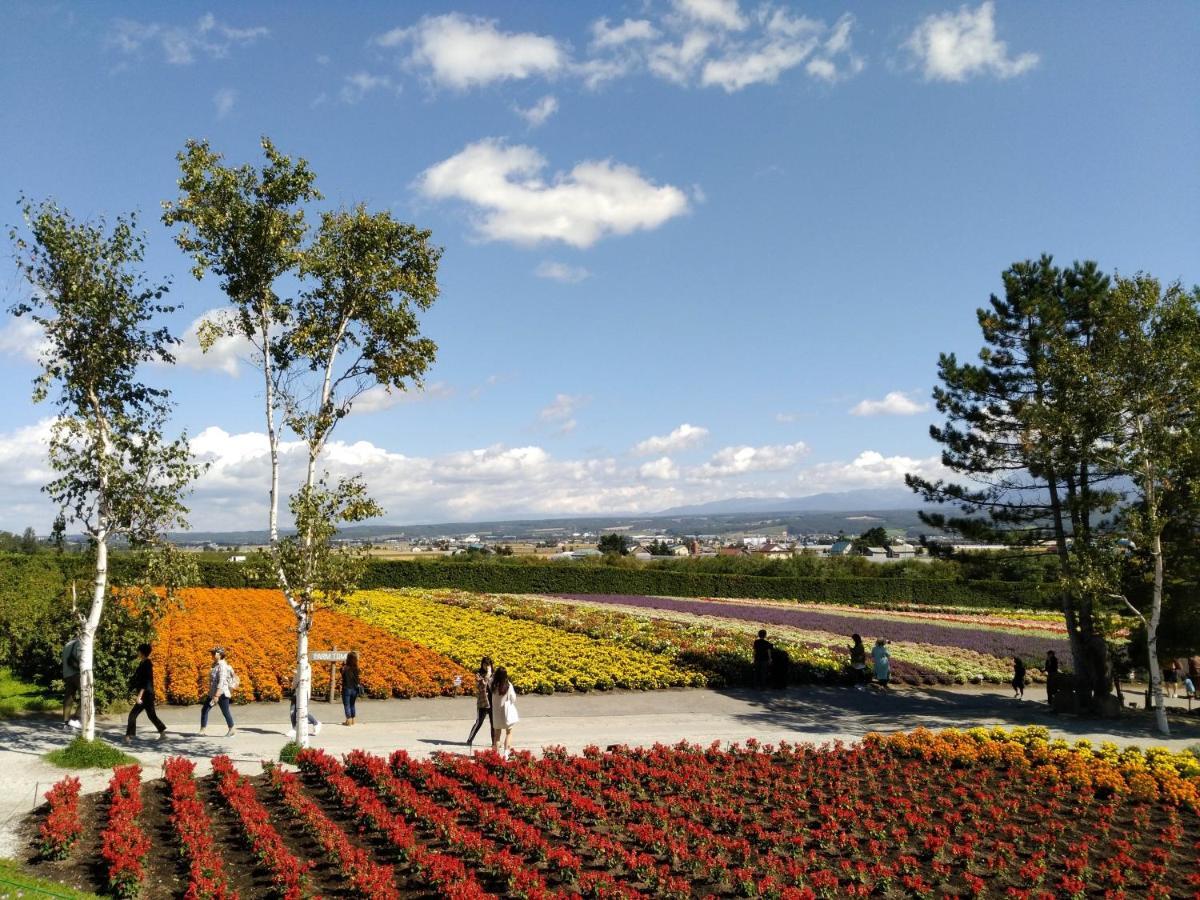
(655, 488), (927, 516)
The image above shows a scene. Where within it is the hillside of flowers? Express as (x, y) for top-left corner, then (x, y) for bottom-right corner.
(23, 728), (1200, 898)
(343, 589), (707, 693)
(153, 588), (470, 703)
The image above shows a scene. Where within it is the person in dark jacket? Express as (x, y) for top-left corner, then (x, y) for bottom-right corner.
(753, 630), (773, 690)
(1011, 656), (1026, 699)
(125, 643), (167, 742)
(1044, 650), (1059, 706)
(341, 651), (361, 726)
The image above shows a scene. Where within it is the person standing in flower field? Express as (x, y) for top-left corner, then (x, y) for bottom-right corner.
(872, 639), (891, 690)
(849, 634), (869, 691)
(753, 630), (773, 689)
(1011, 656), (1026, 699)
(60, 635), (81, 730)
(125, 643), (167, 743)
(200, 647), (236, 736)
(490, 665), (519, 759)
(340, 651), (361, 726)
(467, 656), (493, 748)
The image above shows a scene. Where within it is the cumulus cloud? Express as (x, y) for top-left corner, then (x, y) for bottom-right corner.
(849, 391), (930, 417)
(213, 87), (236, 118)
(340, 71), (400, 103)
(590, 18), (659, 49)
(700, 11), (861, 91)
(376, 13), (564, 89)
(639, 457), (680, 480)
(415, 139), (690, 248)
(515, 94), (559, 127)
(905, 2), (1038, 82)
(354, 381), (454, 414)
(692, 441), (808, 477)
(534, 261), (591, 284)
(0, 316), (51, 364)
(671, 0), (748, 32)
(108, 12), (268, 65)
(172, 312), (252, 377)
(633, 424), (709, 456)
(796, 450), (950, 492)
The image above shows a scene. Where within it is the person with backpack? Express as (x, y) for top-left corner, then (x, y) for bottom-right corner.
(61, 635), (82, 730)
(125, 642), (167, 742)
(200, 647), (236, 736)
(466, 656), (493, 748)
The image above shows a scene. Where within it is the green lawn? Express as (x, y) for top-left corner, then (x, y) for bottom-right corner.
(0, 667), (57, 718)
(0, 859), (101, 899)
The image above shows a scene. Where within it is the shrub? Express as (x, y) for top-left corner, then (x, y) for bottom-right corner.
(45, 737), (138, 769)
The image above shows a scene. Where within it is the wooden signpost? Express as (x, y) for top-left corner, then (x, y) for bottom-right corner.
(311, 649), (350, 703)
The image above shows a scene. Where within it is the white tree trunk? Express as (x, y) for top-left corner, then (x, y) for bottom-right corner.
(294, 613), (312, 749)
(80, 536), (108, 742)
(1148, 533), (1169, 736)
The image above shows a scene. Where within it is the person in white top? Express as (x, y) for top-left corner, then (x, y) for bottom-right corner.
(489, 665), (519, 758)
(200, 647), (236, 736)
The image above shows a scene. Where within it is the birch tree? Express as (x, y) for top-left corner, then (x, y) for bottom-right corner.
(162, 138), (319, 544)
(278, 204), (440, 746)
(9, 199), (198, 740)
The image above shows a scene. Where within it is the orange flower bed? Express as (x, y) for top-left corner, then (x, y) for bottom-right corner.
(153, 588), (470, 704)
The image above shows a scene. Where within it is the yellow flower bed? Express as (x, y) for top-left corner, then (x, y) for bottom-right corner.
(345, 589), (707, 694)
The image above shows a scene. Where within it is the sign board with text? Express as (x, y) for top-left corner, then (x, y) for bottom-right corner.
(311, 651), (349, 662)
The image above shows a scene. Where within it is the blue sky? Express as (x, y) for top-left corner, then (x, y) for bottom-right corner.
(0, 1), (1197, 531)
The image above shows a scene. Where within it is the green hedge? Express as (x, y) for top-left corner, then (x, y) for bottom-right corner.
(355, 560), (1047, 608)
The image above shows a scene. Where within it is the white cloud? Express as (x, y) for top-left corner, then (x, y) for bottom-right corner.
(354, 381), (454, 414)
(633, 423), (709, 456)
(591, 18), (659, 49)
(108, 13), (268, 65)
(534, 261), (591, 284)
(700, 11), (861, 91)
(795, 450), (950, 492)
(539, 393), (588, 434)
(849, 391), (930, 417)
(648, 30), (713, 84)
(415, 139), (690, 248)
(639, 456), (680, 480)
(0, 316), (51, 364)
(213, 87), (236, 118)
(671, 0), (747, 32)
(172, 312), (252, 378)
(905, 2), (1038, 82)
(515, 94), (559, 127)
(378, 14), (564, 89)
(692, 441), (808, 477)
(340, 71), (400, 103)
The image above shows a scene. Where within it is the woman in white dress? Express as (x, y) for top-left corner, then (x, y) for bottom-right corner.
(490, 666), (519, 758)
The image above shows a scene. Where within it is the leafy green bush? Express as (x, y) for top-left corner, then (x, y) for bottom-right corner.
(45, 736), (137, 769)
(278, 740), (301, 764)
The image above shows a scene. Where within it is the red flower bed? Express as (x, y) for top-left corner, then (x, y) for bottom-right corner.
(163, 757), (237, 900)
(211, 756), (310, 900)
(100, 765), (150, 898)
(36, 775), (82, 861)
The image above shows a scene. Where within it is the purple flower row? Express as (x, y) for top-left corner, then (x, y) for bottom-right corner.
(555, 594), (1073, 666)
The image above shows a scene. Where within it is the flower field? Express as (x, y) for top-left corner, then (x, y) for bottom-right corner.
(343, 589), (707, 693)
(153, 588), (470, 703)
(554, 593), (1069, 684)
(23, 728), (1200, 898)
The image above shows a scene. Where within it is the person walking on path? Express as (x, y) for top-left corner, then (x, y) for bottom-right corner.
(125, 643), (167, 742)
(200, 647), (236, 736)
(490, 666), (519, 759)
(753, 630), (773, 690)
(872, 639), (891, 690)
(341, 652), (361, 726)
(467, 656), (493, 748)
(849, 634), (868, 691)
(1164, 659), (1181, 699)
(1044, 650), (1059, 707)
(60, 635), (81, 730)
(288, 666), (321, 738)
(1011, 656), (1026, 699)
